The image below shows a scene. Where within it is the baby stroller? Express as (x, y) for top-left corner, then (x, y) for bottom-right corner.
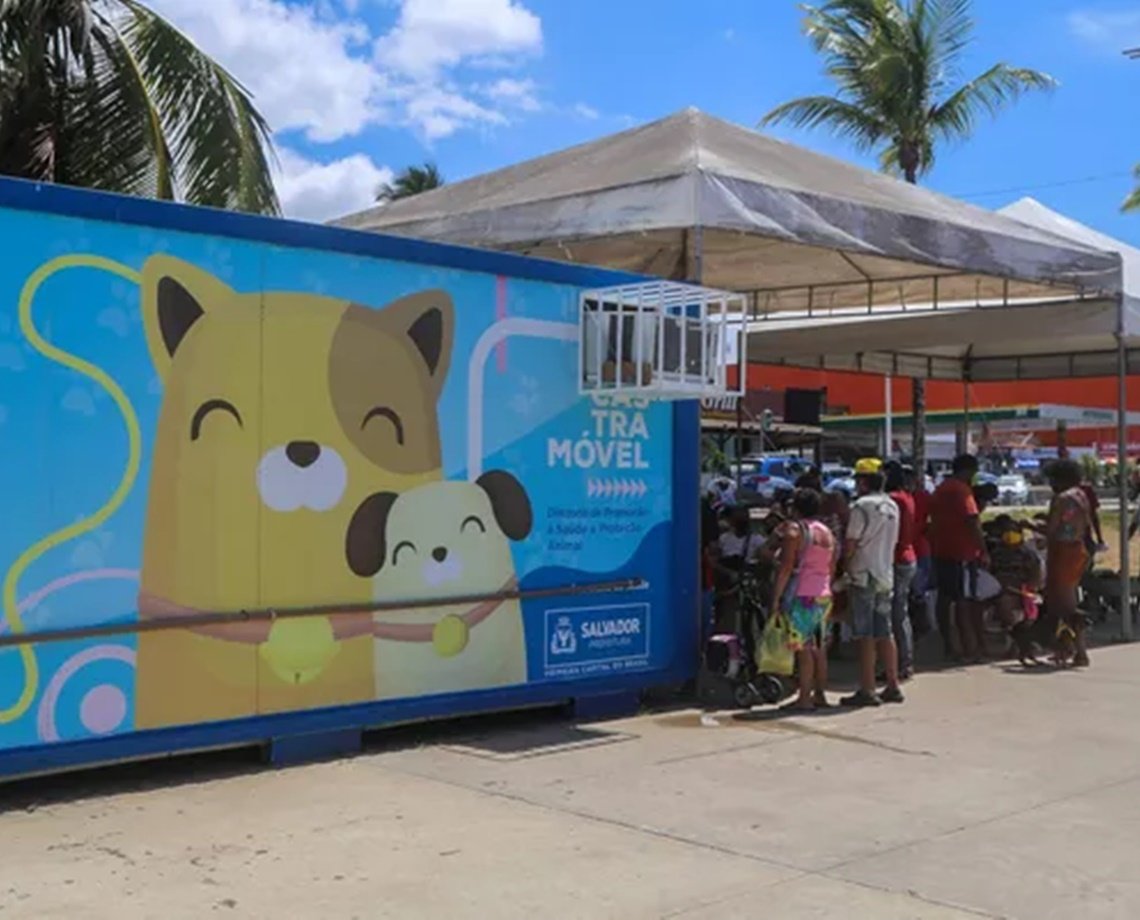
(698, 510), (787, 709)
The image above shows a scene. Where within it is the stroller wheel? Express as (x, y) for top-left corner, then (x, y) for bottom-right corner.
(733, 683), (758, 709)
(757, 674), (783, 705)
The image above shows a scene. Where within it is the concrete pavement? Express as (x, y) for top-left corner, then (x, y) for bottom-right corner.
(3, 644), (1140, 919)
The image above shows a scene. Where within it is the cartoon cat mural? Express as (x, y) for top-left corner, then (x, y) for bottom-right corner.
(134, 255), (453, 728)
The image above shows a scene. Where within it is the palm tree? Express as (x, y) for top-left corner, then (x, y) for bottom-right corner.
(377, 162), (444, 202)
(1125, 165), (1140, 213)
(762, 0), (1055, 472)
(0, 0), (279, 214)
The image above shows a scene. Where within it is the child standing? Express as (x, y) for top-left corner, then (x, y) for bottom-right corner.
(988, 516), (1043, 664)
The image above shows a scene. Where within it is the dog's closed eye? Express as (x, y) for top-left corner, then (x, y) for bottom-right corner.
(461, 515), (486, 534)
(393, 540), (417, 565)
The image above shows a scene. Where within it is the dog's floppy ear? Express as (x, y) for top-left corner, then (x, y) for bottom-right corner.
(358, 291), (454, 396)
(141, 255), (233, 380)
(476, 470), (532, 541)
(346, 492), (399, 577)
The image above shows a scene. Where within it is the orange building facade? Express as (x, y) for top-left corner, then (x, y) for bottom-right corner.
(747, 366), (1140, 452)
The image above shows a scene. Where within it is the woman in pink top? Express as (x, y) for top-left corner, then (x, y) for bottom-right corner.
(773, 488), (836, 710)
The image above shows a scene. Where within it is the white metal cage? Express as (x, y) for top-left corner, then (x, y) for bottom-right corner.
(578, 281), (747, 400)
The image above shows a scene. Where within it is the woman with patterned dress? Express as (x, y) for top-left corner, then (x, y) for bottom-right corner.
(773, 489), (837, 710)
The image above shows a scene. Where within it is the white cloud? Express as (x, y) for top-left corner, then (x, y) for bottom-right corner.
(147, 0), (545, 141)
(148, 0), (384, 143)
(1068, 9), (1140, 51)
(572, 102), (600, 120)
(481, 77), (542, 112)
(375, 0), (542, 79)
(399, 85), (507, 140)
(274, 148), (393, 222)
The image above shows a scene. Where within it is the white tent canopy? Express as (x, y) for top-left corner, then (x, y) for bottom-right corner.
(747, 198), (1138, 381)
(1000, 197), (1140, 313)
(338, 109), (1122, 312)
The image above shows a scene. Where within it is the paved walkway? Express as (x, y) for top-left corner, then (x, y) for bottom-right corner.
(3, 645), (1140, 919)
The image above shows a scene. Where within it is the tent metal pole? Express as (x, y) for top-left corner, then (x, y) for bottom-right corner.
(1116, 330), (1132, 641)
(735, 397), (744, 488)
(963, 383), (971, 454)
(884, 375), (893, 458)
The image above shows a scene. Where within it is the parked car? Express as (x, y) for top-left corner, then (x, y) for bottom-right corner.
(825, 474), (856, 497)
(996, 473), (1030, 506)
(741, 456), (809, 481)
(740, 473), (796, 503)
(821, 463), (853, 484)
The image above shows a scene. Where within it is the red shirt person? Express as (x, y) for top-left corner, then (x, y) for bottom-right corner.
(890, 488), (918, 566)
(928, 455), (988, 661)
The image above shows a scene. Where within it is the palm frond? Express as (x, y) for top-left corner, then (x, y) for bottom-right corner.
(931, 62), (1056, 141)
(117, 0), (279, 214)
(1124, 164), (1140, 214)
(77, 6), (173, 197)
(53, 14), (168, 197)
(0, 1), (61, 182)
(761, 95), (888, 149)
(377, 161), (444, 201)
(924, 0), (973, 78)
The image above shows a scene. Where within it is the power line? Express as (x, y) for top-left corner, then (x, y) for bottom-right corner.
(952, 170), (1134, 201)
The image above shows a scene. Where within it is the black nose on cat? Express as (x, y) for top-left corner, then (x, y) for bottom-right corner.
(432, 546), (448, 563)
(286, 440), (321, 468)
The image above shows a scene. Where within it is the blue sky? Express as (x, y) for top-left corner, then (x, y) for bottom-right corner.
(151, 0), (1140, 245)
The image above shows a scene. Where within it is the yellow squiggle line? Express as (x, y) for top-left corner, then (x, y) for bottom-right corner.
(1, 255), (142, 724)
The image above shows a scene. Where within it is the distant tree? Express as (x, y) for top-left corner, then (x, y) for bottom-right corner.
(0, 0), (279, 213)
(762, 0), (1055, 473)
(377, 162), (444, 202)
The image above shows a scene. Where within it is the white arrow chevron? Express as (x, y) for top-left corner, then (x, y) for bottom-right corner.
(586, 478), (649, 500)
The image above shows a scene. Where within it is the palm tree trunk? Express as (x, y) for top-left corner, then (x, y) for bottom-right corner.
(911, 377), (926, 478)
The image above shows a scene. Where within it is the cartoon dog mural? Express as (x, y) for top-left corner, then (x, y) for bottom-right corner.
(345, 472), (532, 699)
(134, 255), (453, 727)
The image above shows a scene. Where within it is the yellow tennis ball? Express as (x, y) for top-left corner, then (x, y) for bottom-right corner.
(432, 615), (469, 658)
(259, 617), (340, 685)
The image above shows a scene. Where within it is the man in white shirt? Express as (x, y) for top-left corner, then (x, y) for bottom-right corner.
(844, 459), (903, 707)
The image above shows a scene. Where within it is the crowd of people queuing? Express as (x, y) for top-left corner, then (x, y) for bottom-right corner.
(703, 453), (1099, 709)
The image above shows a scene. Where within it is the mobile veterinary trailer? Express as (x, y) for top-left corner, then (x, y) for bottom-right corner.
(0, 179), (734, 779)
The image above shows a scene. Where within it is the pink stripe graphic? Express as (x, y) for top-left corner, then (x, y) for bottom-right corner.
(1, 569), (141, 635)
(495, 276), (507, 372)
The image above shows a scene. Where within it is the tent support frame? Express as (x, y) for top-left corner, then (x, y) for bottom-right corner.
(1117, 319), (1133, 642)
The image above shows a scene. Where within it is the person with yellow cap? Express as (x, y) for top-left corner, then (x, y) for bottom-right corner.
(843, 457), (903, 707)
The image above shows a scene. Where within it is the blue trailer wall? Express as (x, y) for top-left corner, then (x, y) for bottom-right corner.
(0, 180), (699, 773)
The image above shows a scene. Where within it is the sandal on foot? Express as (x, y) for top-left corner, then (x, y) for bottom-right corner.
(879, 686), (905, 704)
(840, 690), (882, 708)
